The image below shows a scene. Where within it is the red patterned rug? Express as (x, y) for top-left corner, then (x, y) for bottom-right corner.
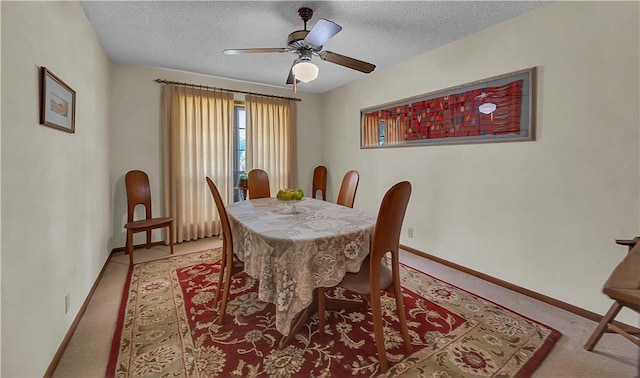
(107, 249), (560, 377)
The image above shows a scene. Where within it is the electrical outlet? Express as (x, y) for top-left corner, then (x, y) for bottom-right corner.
(65, 294), (70, 314)
(408, 227), (413, 238)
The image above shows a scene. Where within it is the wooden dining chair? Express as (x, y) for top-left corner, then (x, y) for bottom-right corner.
(312, 165), (327, 201)
(124, 170), (175, 265)
(336, 170), (359, 208)
(318, 181), (412, 373)
(584, 238), (640, 351)
(248, 169), (270, 199)
(206, 177), (245, 325)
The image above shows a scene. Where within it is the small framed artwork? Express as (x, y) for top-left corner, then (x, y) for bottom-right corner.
(361, 67), (536, 148)
(40, 67), (76, 133)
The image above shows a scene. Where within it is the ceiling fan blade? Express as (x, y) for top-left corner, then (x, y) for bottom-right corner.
(286, 62), (300, 93)
(286, 63), (295, 85)
(223, 48), (288, 55)
(305, 19), (342, 47)
(319, 51), (376, 74)
(285, 60), (302, 85)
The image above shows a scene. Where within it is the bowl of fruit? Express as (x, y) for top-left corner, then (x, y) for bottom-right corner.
(276, 188), (304, 213)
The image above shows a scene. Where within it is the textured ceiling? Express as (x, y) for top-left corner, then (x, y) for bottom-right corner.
(81, 1), (548, 94)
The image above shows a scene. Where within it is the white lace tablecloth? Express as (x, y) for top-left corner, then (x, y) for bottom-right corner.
(226, 197), (376, 336)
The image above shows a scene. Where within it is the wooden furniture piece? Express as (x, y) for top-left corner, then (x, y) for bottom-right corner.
(312, 165), (327, 200)
(318, 181), (413, 373)
(336, 170), (359, 208)
(206, 177), (245, 325)
(124, 170), (174, 265)
(247, 169), (270, 199)
(584, 237), (640, 351)
(234, 186), (248, 201)
(235, 174), (249, 201)
(226, 197), (376, 349)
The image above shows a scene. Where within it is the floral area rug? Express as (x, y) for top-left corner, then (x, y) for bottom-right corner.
(107, 249), (560, 377)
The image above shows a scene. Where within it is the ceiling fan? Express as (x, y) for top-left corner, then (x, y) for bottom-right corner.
(223, 7), (376, 92)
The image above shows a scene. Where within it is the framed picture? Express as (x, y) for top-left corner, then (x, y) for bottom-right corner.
(40, 67), (76, 133)
(361, 67), (536, 148)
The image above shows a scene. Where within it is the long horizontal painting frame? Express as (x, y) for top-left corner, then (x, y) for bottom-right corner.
(360, 67), (536, 148)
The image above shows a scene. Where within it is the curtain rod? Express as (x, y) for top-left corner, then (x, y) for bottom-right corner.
(154, 79), (301, 102)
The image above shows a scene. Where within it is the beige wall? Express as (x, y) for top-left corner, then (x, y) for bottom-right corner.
(108, 63), (324, 250)
(322, 1), (639, 325)
(1, 1), (638, 375)
(1, 1), (111, 376)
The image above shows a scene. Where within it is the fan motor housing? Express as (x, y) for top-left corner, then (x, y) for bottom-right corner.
(288, 30), (321, 52)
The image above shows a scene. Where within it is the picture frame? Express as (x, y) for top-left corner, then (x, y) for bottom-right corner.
(40, 67), (76, 133)
(360, 67), (536, 148)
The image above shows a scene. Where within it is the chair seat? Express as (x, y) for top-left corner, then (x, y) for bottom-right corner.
(604, 288), (640, 310)
(339, 256), (393, 295)
(125, 217), (173, 230)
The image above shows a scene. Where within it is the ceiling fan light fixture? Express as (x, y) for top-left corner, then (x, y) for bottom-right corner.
(292, 61), (319, 82)
(224, 7), (375, 87)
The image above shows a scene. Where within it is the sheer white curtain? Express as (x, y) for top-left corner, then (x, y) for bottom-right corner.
(245, 95), (297, 192)
(162, 85), (234, 242)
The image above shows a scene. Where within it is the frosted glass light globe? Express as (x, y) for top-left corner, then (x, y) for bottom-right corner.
(292, 62), (319, 83)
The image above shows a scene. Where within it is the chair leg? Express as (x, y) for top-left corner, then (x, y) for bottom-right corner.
(608, 323), (640, 346)
(217, 250), (235, 325)
(213, 247), (227, 308)
(127, 230), (134, 265)
(393, 281), (413, 353)
(370, 290), (388, 373)
(584, 301), (623, 351)
(168, 222), (175, 255)
(318, 287), (326, 335)
(146, 230), (152, 249)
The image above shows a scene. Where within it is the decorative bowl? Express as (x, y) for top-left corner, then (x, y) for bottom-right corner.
(277, 197), (304, 214)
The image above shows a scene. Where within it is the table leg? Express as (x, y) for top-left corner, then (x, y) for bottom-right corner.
(277, 289), (368, 349)
(278, 291), (318, 349)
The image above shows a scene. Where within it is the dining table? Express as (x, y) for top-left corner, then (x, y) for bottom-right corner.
(226, 197), (376, 348)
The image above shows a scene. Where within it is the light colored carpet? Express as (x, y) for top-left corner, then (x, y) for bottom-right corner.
(53, 238), (639, 377)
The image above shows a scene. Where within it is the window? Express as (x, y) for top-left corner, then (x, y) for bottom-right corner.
(233, 104), (246, 201)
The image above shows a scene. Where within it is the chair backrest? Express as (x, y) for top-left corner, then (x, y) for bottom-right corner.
(206, 177), (233, 249)
(336, 170), (359, 208)
(125, 170), (153, 222)
(370, 181), (411, 266)
(248, 169), (270, 199)
(312, 165), (327, 200)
